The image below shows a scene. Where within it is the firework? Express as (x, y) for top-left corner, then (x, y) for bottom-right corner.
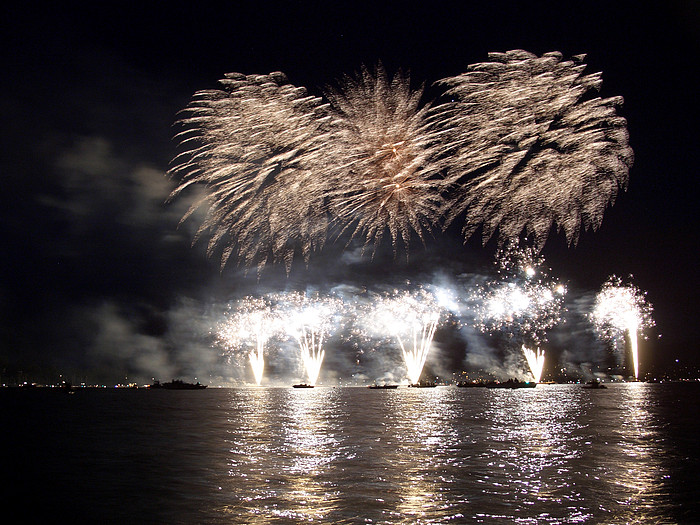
(324, 64), (451, 255)
(591, 276), (654, 379)
(473, 243), (565, 378)
(522, 346), (545, 383)
(217, 296), (281, 385)
(437, 50), (633, 249)
(366, 289), (442, 384)
(275, 291), (344, 386)
(169, 72), (333, 273)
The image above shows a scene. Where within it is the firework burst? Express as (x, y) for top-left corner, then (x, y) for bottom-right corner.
(591, 276), (654, 379)
(324, 63), (451, 256)
(217, 296), (281, 385)
(169, 72), (333, 273)
(473, 242), (566, 380)
(437, 50), (633, 249)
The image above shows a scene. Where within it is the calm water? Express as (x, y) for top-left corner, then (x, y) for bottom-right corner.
(5, 383), (699, 523)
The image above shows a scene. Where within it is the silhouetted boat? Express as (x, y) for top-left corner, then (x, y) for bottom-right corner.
(368, 384), (399, 389)
(456, 381), (488, 387)
(583, 379), (607, 389)
(408, 381), (437, 388)
(292, 383), (314, 388)
(149, 380), (207, 390)
(485, 379), (536, 389)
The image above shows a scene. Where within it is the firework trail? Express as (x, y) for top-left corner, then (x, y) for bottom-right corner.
(366, 288), (442, 384)
(217, 296), (281, 385)
(275, 291), (344, 386)
(437, 50), (633, 249)
(591, 276), (654, 379)
(169, 72), (333, 273)
(473, 242), (566, 380)
(324, 63), (451, 256)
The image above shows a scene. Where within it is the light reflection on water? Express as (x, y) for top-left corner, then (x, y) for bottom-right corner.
(211, 384), (690, 524)
(7, 383), (697, 523)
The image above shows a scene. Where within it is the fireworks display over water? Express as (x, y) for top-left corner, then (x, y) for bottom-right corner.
(9, 0), (694, 389)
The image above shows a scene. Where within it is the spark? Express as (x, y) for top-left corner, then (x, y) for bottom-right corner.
(437, 50), (633, 250)
(169, 72), (333, 273)
(591, 276), (654, 379)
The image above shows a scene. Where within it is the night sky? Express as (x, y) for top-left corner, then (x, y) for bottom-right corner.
(2, 1), (698, 384)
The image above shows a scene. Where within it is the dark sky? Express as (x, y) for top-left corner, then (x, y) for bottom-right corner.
(1, 1), (698, 383)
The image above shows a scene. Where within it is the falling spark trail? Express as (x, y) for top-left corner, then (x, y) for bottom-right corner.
(324, 63), (451, 256)
(169, 72), (333, 273)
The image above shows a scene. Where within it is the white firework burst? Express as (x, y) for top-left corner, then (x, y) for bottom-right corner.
(591, 276), (654, 379)
(324, 63), (451, 256)
(437, 50), (633, 249)
(169, 72), (334, 273)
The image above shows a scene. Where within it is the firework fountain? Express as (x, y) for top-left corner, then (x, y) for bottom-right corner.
(522, 346), (546, 384)
(217, 297), (280, 385)
(368, 289), (442, 385)
(473, 243), (566, 382)
(276, 292), (344, 386)
(591, 276), (654, 380)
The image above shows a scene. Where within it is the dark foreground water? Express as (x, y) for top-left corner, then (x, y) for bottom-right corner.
(5, 383), (700, 523)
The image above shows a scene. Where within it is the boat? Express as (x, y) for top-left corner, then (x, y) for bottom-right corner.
(456, 380), (488, 387)
(149, 380), (207, 390)
(368, 384), (399, 389)
(583, 379), (607, 389)
(292, 383), (314, 388)
(408, 381), (437, 388)
(485, 379), (536, 389)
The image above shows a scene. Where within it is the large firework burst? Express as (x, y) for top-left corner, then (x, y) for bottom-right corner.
(169, 72), (333, 273)
(324, 64), (451, 256)
(437, 50), (633, 249)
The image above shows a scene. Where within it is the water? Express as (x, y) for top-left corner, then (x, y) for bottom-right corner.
(5, 383), (699, 523)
